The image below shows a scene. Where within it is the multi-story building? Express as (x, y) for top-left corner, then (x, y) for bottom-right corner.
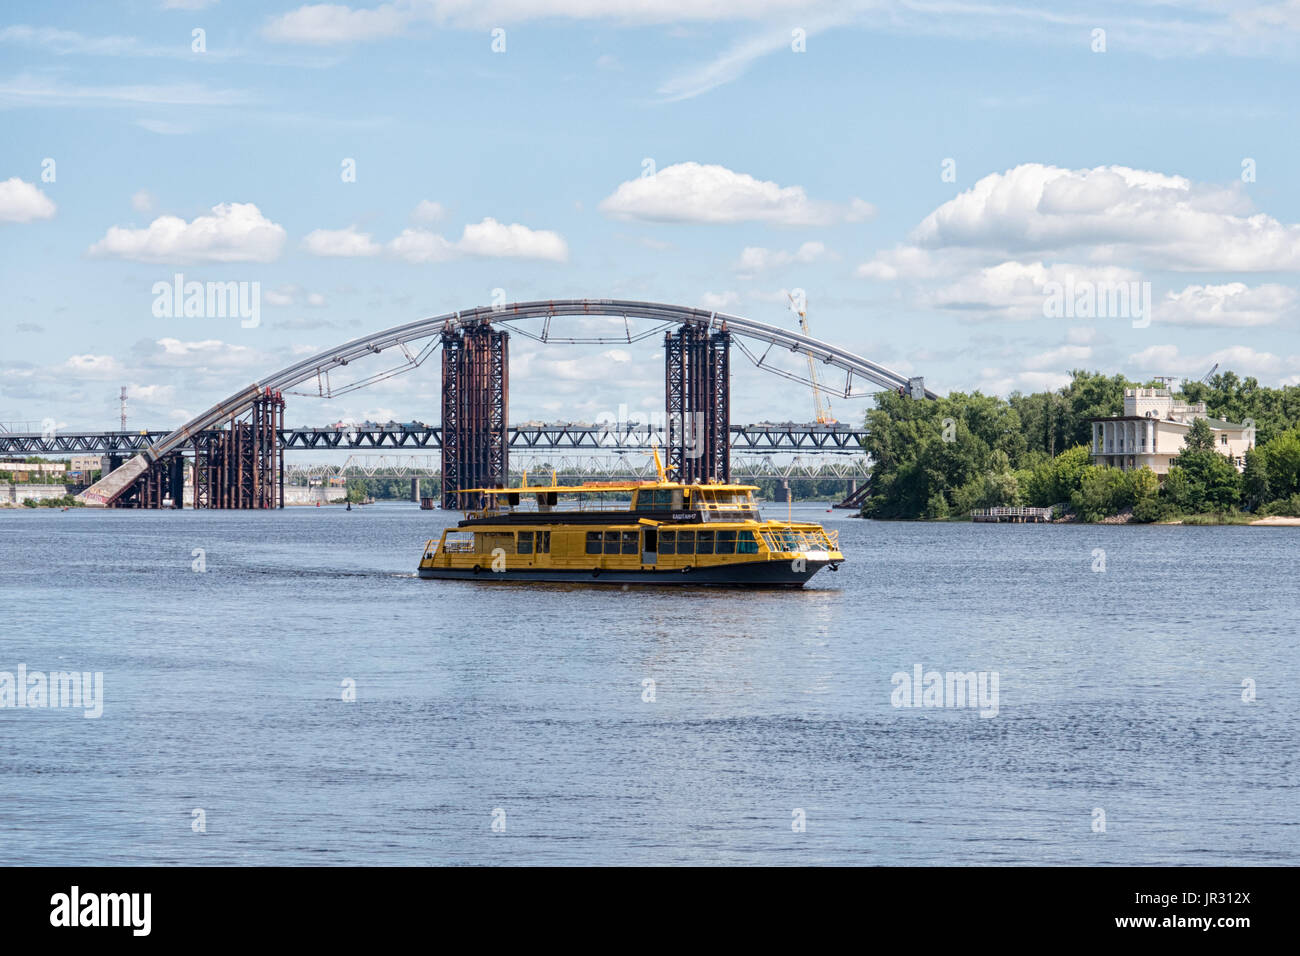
(0, 460), (68, 482)
(1090, 388), (1253, 475)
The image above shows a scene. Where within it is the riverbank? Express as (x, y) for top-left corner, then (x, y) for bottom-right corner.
(859, 507), (1300, 526)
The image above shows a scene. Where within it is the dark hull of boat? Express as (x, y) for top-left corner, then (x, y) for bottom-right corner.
(417, 558), (837, 588)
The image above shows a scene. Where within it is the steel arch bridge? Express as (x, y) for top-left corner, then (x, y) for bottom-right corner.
(80, 299), (930, 506)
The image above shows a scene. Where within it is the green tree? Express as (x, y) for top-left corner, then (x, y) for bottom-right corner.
(1262, 428), (1300, 499)
(925, 491), (950, 519)
(1071, 465), (1133, 521)
(1171, 449), (1241, 512)
(1058, 371), (1132, 448)
(1242, 446), (1270, 510)
(1128, 466), (1159, 502)
(1161, 466), (1196, 514)
(1182, 417), (1216, 453)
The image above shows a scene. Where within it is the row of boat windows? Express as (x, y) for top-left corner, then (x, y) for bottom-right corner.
(583, 529), (762, 555)
(635, 490), (676, 510)
(661, 530), (760, 555)
(633, 490), (755, 510)
(476, 531), (551, 554)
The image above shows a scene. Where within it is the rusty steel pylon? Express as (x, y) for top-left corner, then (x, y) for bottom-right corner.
(192, 388), (284, 509)
(441, 323), (508, 510)
(665, 323), (730, 484)
(113, 388), (285, 508)
(112, 452), (184, 509)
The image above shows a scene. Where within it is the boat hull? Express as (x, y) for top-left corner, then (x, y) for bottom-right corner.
(417, 558), (836, 587)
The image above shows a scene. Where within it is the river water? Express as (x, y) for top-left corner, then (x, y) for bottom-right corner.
(1, 502), (1295, 865)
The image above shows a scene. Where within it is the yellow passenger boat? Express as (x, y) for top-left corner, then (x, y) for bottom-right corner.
(417, 450), (844, 587)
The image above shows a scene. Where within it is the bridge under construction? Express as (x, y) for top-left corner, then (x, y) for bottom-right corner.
(66, 299), (931, 511)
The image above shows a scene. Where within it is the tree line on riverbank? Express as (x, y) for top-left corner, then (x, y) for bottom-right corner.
(860, 370), (1300, 522)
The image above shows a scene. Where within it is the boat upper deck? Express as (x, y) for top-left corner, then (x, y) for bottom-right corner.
(454, 478), (766, 522)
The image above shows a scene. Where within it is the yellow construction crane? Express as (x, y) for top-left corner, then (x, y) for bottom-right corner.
(788, 293), (836, 424)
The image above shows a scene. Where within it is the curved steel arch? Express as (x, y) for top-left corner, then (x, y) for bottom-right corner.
(80, 300), (930, 504)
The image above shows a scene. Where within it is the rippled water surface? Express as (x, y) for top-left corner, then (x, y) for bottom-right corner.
(1, 503), (1295, 865)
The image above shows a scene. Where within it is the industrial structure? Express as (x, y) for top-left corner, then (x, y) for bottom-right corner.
(68, 300), (931, 510)
(101, 388), (286, 509)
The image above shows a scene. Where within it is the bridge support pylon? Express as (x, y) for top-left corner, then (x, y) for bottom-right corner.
(441, 323), (509, 510)
(115, 388), (285, 509)
(665, 323), (730, 484)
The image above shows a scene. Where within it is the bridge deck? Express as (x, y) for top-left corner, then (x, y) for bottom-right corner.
(2, 424), (868, 456)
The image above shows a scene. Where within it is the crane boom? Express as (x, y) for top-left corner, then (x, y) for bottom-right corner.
(788, 294), (835, 424)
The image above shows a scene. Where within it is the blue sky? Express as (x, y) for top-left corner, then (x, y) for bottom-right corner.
(2, 0), (1299, 431)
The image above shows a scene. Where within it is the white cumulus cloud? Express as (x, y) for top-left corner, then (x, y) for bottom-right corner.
(262, 3), (410, 44)
(388, 228), (456, 263)
(314, 218), (568, 263)
(600, 162), (874, 226)
(905, 163), (1300, 271)
(302, 225), (382, 257)
(411, 199), (445, 223)
(1157, 282), (1296, 328)
(89, 202), (285, 263)
(925, 261), (1141, 321)
(457, 217), (568, 261)
(699, 291), (740, 310)
(0, 177), (56, 222)
(735, 241), (826, 274)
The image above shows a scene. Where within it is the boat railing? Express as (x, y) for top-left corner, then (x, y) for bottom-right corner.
(760, 526), (838, 553)
(470, 494), (634, 517)
(439, 532), (476, 553)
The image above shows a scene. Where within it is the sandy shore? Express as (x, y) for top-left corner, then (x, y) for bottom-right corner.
(1249, 516), (1300, 526)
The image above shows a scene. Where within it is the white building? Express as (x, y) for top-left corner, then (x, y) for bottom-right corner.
(1090, 388), (1253, 475)
(0, 460), (67, 480)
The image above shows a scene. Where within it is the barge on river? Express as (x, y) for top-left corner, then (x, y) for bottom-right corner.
(417, 452), (843, 587)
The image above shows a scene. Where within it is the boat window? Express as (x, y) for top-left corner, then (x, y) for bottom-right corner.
(638, 489), (674, 510)
(441, 531), (474, 554)
(737, 532), (759, 555)
(696, 530), (714, 554)
(677, 530), (695, 554)
(715, 530), (736, 554)
(658, 530), (676, 554)
(585, 531), (602, 555)
(621, 531), (638, 554)
(762, 532), (780, 551)
(517, 531), (534, 555)
(537, 531), (550, 554)
(603, 530), (621, 555)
